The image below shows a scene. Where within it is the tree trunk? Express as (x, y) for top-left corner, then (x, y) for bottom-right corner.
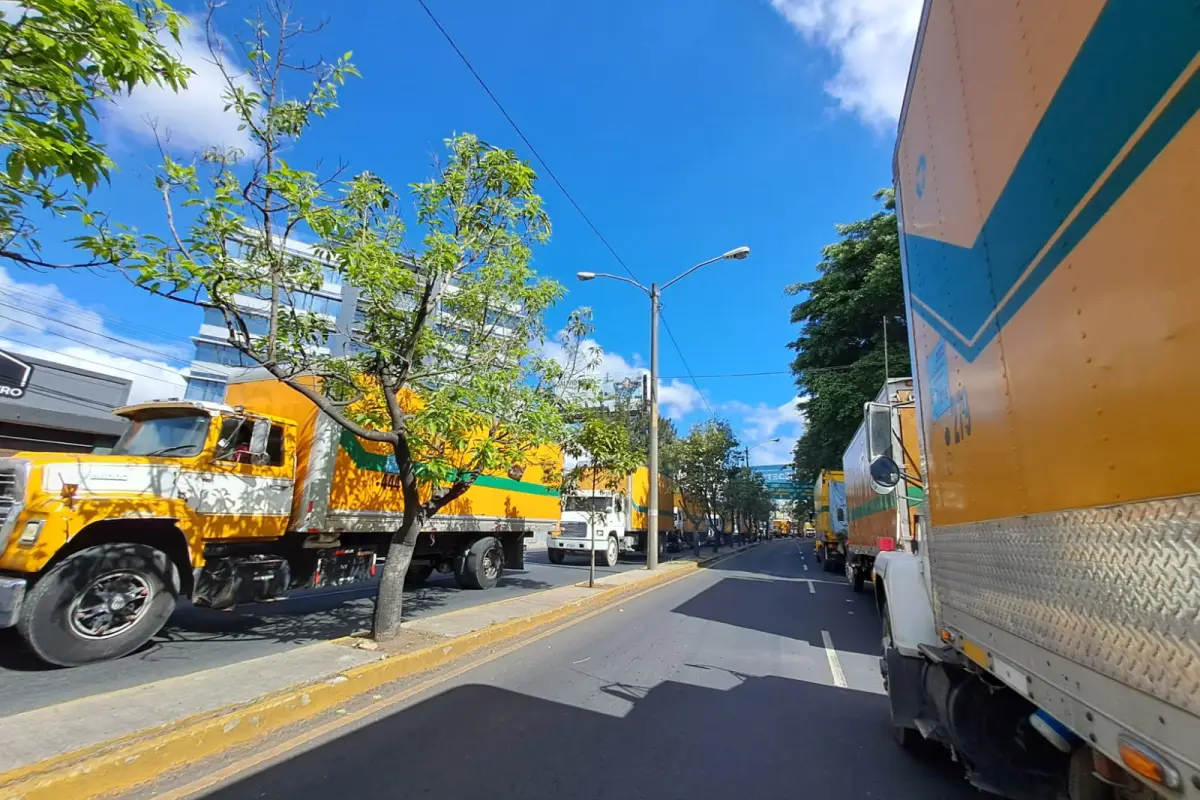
(373, 515), (422, 641)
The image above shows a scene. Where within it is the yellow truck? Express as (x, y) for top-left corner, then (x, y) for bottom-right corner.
(674, 490), (707, 546)
(841, 378), (922, 592)
(550, 466), (673, 565)
(873, 3), (1200, 798)
(0, 375), (560, 666)
(811, 469), (846, 571)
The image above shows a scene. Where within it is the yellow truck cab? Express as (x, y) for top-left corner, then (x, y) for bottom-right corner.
(0, 379), (559, 666)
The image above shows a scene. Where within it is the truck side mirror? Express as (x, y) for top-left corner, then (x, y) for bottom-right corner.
(869, 455), (901, 494)
(249, 419), (271, 459)
(866, 402), (893, 460)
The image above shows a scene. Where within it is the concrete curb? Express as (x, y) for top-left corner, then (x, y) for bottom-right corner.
(0, 544), (757, 800)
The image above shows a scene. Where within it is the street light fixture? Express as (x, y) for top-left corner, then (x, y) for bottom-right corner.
(576, 246), (751, 570)
(745, 436), (781, 466)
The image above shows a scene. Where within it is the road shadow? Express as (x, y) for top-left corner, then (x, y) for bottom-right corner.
(670, 576), (882, 656)
(204, 673), (977, 800)
(0, 571), (554, 673)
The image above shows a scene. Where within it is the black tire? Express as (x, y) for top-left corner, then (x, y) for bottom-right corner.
(455, 536), (504, 590)
(849, 560), (865, 592)
(603, 536), (619, 568)
(18, 543), (178, 667)
(822, 555), (835, 573)
(404, 564), (434, 586)
(547, 547), (565, 565)
(881, 603), (922, 752)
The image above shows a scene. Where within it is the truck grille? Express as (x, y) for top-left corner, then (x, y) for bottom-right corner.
(0, 470), (17, 528)
(561, 521), (588, 538)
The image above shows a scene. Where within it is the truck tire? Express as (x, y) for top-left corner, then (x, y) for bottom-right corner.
(18, 542), (178, 667)
(455, 537), (504, 590)
(547, 547), (565, 564)
(848, 559), (865, 592)
(404, 564), (434, 585)
(822, 555), (835, 573)
(603, 536), (619, 568)
(881, 602), (922, 752)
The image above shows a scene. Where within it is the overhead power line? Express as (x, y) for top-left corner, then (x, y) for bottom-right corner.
(0, 317), (190, 385)
(416, 0), (730, 414)
(659, 314), (715, 418)
(414, 0), (642, 285)
(0, 302), (191, 366)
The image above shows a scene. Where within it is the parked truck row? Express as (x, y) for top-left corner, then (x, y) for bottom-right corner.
(819, 3), (1200, 798)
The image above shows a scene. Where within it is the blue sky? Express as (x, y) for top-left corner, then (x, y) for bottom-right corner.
(0, 0), (920, 466)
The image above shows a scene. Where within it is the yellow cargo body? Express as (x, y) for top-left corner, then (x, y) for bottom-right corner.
(226, 378), (563, 533)
(891, 0), (1200, 786)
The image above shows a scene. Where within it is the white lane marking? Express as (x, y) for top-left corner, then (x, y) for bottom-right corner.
(821, 630), (848, 688)
(806, 579), (816, 594)
(803, 564), (808, 571)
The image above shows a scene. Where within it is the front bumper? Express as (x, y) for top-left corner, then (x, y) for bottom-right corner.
(0, 575), (26, 628)
(548, 538), (599, 551)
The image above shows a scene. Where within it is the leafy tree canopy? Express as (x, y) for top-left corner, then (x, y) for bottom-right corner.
(0, 0), (190, 268)
(787, 188), (908, 486)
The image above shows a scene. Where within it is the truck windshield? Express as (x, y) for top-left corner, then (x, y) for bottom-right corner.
(564, 496), (612, 514)
(112, 411), (211, 458)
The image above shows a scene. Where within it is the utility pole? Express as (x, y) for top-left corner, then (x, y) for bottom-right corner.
(647, 283), (660, 570)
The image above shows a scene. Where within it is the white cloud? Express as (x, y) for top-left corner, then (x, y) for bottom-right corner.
(726, 395), (806, 466)
(0, 269), (189, 404)
(770, 0), (921, 127)
(105, 16), (259, 156)
(541, 335), (708, 422)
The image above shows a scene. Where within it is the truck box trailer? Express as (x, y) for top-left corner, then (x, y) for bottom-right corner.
(549, 466), (673, 565)
(874, 2), (1200, 798)
(0, 376), (560, 666)
(841, 378), (922, 591)
(812, 469), (847, 571)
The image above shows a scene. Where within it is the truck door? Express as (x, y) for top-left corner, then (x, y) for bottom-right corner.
(189, 416), (296, 540)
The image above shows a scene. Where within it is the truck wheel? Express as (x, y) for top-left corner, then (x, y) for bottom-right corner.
(404, 564), (434, 586)
(603, 536), (619, 568)
(18, 543), (178, 667)
(456, 537), (504, 590)
(848, 560), (865, 592)
(547, 547), (565, 564)
(822, 555), (835, 573)
(881, 603), (921, 752)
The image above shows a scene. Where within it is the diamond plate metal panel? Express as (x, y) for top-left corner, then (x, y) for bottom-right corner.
(930, 494), (1200, 717)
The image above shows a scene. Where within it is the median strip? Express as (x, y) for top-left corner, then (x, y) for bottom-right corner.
(0, 544), (756, 800)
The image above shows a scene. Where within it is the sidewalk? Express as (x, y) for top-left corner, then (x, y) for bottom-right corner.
(0, 543), (754, 781)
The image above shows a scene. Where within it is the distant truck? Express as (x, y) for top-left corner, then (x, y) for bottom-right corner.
(550, 466), (673, 565)
(0, 376), (560, 666)
(874, 3), (1200, 798)
(811, 469), (847, 571)
(840, 378), (922, 591)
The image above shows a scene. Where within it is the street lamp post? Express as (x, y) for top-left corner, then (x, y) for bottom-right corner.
(578, 245), (750, 570)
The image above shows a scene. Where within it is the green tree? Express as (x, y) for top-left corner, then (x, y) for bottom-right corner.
(82, 5), (596, 640)
(673, 419), (738, 543)
(787, 188), (907, 486)
(0, 0), (190, 268)
(725, 467), (772, 541)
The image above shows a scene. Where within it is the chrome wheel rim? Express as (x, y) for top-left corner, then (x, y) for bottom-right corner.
(69, 571), (153, 639)
(482, 546), (501, 580)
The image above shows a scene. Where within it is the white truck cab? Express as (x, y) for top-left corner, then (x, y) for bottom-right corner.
(550, 491), (625, 567)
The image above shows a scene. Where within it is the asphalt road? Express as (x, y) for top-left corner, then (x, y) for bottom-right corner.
(192, 539), (980, 800)
(0, 548), (656, 717)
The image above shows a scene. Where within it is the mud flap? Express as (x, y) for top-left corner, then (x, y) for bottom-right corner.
(502, 533), (525, 570)
(885, 648), (926, 731)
